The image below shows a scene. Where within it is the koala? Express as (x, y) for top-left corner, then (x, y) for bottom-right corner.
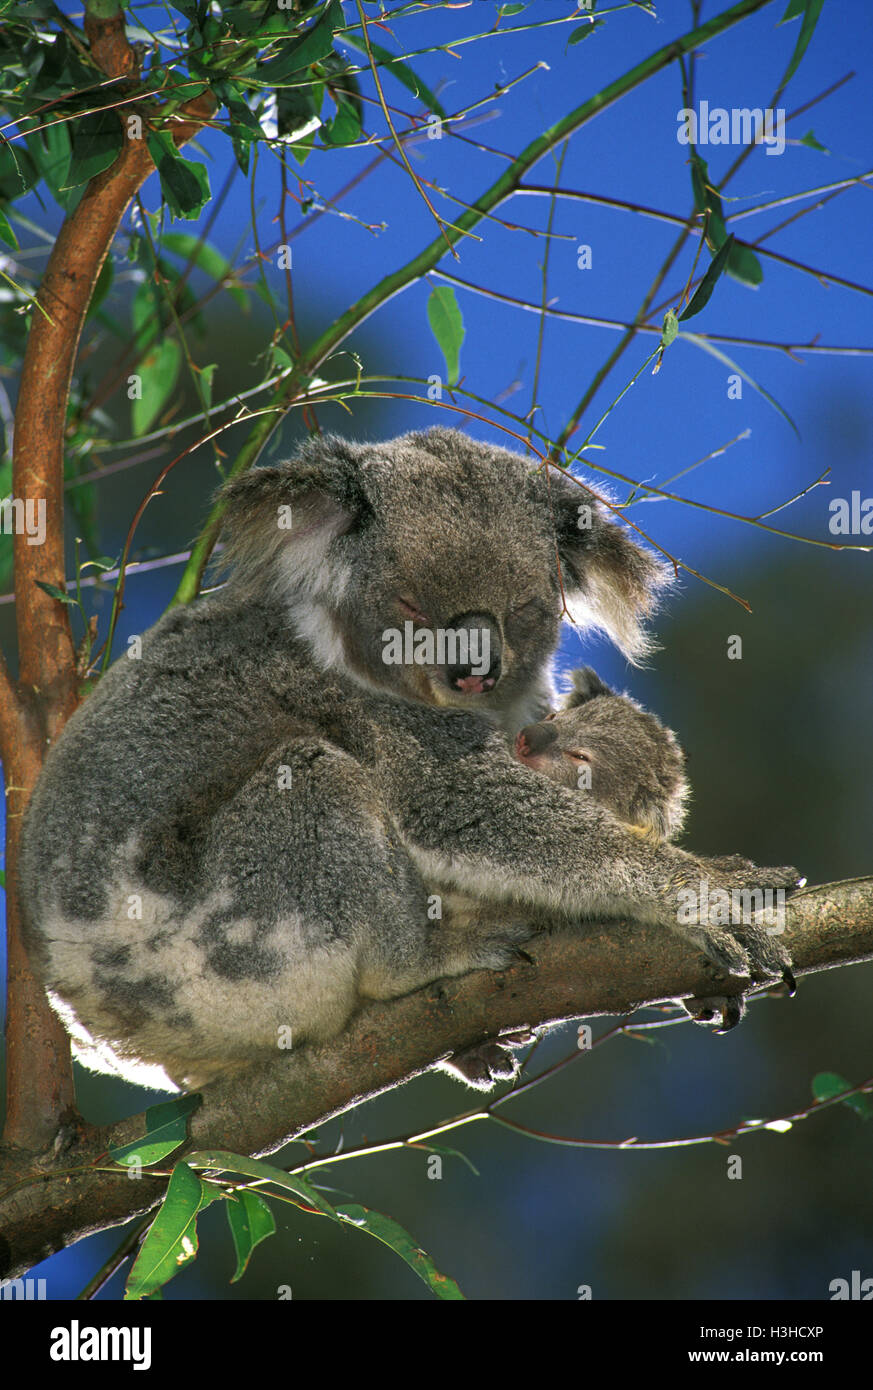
(515, 666), (688, 837)
(511, 669), (765, 1036)
(444, 666), (744, 1085)
(17, 428), (799, 1093)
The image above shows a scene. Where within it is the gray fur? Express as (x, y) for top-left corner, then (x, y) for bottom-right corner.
(515, 666), (689, 838)
(18, 428), (797, 1090)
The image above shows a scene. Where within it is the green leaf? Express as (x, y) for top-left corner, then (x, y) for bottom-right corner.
(145, 130), (211, 221)
(63, 110), (123, 189)
(323, 92), (360, 146)
(689, 152), (728, 251)
(26, 118), (72, 210)
(184, 1150), (338, 1219)
(132, 336), (183, 436)
(125, 1161), (208, 1300)
(258, 0), (341, 84)
(727, 240), (763, 288)
(35, 579), (75, 605)
(79, 554), (117, 573)
(109, 1094), (201, 1168)
(800, 129), (828, 153)
(678, 235), (734, 322)
(340, 34), (447, 119)
(159, 231), (247, 307)
(227, 1190), (277, 1282)
(427, 285), (465, 387)
(498, 3), (526, 14)
(0, 869), (5, 889)
(199, 362), (218, 410)
(812, 1072), (872, 1120)
(778, 0), (825, 88)
(335, 1203), (465, 1300)
(660, 308), (679, 347)
(0, 141), (38, 202)
(690, 156), (763, 287)
(0, 206), (18, 248)
(568, 21), (603, 44)
(679, 330), (799, 437)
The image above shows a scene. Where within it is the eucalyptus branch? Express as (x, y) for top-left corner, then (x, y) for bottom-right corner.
(171, 0), (779, 605)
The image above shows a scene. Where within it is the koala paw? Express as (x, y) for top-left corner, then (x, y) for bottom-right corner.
(440, 1029), (537, 1090)
(681, 994), (745, 1033)
(669, 854), (801, 986)
(465, 920), (537, 972)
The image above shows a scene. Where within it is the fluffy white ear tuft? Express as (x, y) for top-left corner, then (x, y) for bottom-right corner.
(553, 477), (674, 665)
(217, 460), (362, 605)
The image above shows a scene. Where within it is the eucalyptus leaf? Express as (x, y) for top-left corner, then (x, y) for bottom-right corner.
(427, 285), (465, 387)
(145, 130), (211, 221)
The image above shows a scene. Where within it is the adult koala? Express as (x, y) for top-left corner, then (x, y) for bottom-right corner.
(18, 428), (798, 1091)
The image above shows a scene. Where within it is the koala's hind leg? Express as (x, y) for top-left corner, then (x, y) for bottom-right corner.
(202, 738), (534, 1055)
(356, 899), (535, 1003)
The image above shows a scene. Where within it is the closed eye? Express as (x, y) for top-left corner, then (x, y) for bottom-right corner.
(509, 599), (540, 620)
(398, 597), (430, 623)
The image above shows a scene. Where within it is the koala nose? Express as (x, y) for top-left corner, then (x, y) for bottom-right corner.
(444, 611), (502, 693)
(516, 721), (558, 757)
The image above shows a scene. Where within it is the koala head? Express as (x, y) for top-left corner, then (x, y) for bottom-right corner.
(514, 667), (689, 839)
(218, 429), (670, 725)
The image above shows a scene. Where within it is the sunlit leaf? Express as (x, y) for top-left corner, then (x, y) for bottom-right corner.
(109, 1094), (201, 1168)
(427, 285), (465, 387)
(660, 308), (679, 347)
(184, 1150), (338, 1218)
(125, 1162), (210, 1300)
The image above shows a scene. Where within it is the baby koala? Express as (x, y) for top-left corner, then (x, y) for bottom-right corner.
(515, 669), (748, 1031)
(514, 667), (688, 840)
(445, 669), (727, 1087)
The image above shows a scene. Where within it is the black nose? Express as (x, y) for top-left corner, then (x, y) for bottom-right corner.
(444, 611), (502, 692)
(518, 721), (557, 756)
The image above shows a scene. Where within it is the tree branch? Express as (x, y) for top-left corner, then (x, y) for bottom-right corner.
(4, 68), (217, 1150)
(1, 877), (870, 1281)
(171, 0), (778, 604)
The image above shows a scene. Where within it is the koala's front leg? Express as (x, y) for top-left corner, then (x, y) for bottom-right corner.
(381, 715), (801, 988)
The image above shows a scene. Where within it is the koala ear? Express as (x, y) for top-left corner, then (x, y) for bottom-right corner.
(216, 438), (368, 599)
(551, 474), (673, 664)
(563, 667), (616, 709)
